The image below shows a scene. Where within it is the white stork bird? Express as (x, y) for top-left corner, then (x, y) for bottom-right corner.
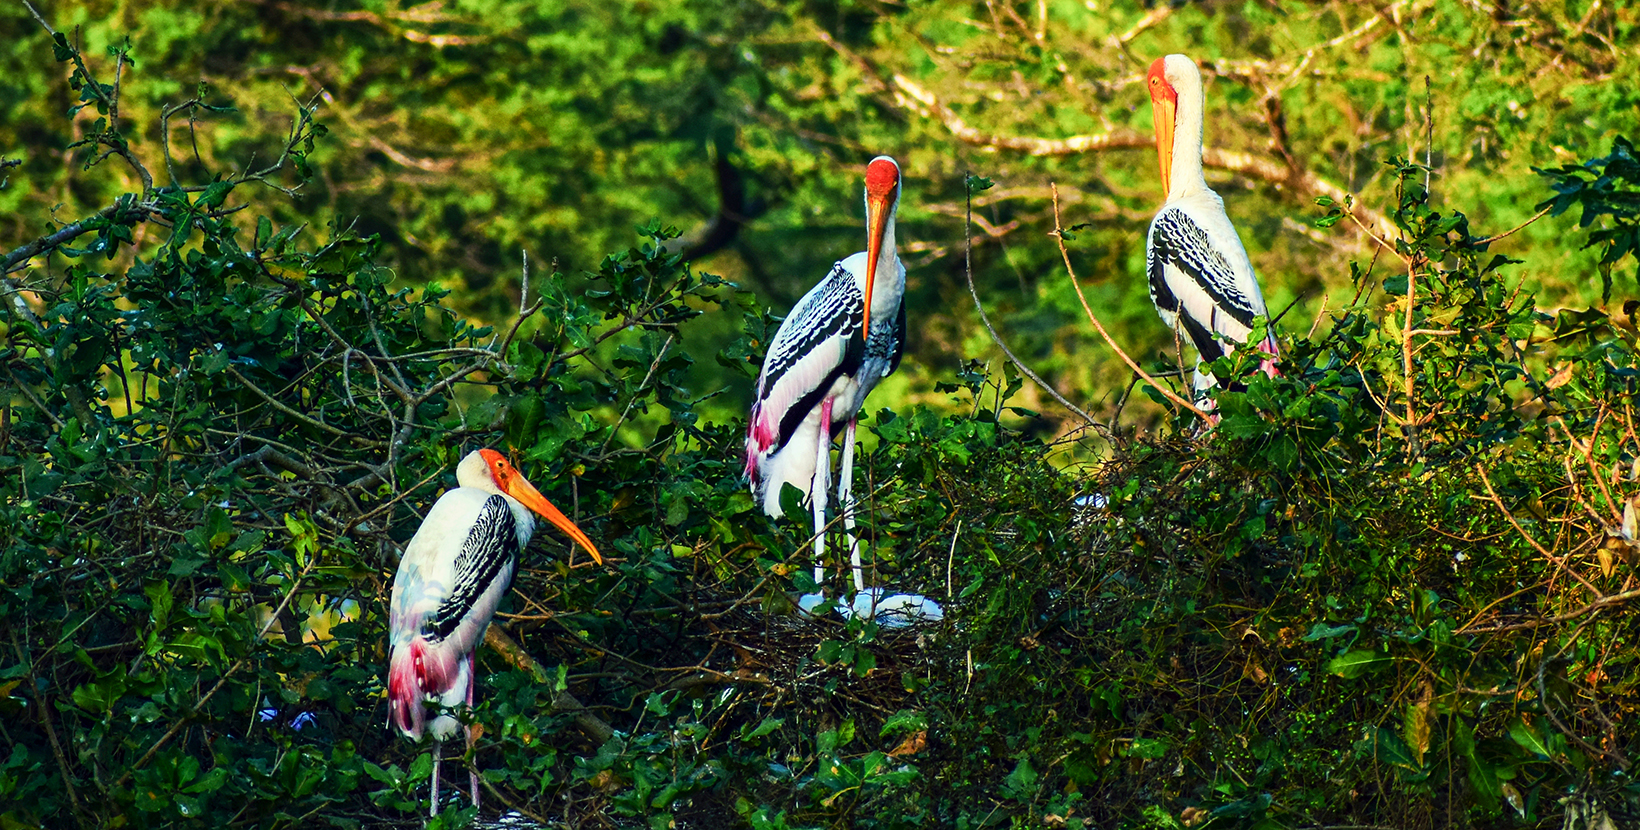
(1145, 54), (1280, 409)
(744, 156), (941, 627)
(387, 448), (601, 816)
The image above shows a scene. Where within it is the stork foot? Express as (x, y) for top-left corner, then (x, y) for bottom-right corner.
(796, 592), (830, 618)
(845, 588), (944, 628)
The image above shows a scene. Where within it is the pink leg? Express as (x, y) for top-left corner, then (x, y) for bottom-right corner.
(811, 398), (834, 593)
(466, 653), (481, 811)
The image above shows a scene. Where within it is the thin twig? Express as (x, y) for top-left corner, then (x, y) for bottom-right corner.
(1474, 463), (1603, 597)
(962, 177), (1104, 434)
(1476, 206), (1552, 246)
(1050, 184), (1211, 420)
(224, 364), (378, 443)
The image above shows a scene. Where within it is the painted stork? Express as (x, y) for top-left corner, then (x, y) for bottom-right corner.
(387, 448), (602, 815)
(1145, 54), (1280, 408)
(743, 156), (942, 627)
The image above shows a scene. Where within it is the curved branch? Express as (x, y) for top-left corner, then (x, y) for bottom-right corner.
(962, 179), (1106, 435)
(1051, 184), (1211, 421)
(816, 29), (1396, 243)
(483, 626), (614, 744)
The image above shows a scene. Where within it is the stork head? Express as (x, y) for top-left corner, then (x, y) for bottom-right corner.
(1147, 54), (1200, 200)
(862, 155), (901, 339)
(464, 449), (603, 564)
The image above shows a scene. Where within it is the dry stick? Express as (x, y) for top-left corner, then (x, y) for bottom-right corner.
(1559, 409), (1625, 527)
(116, 560), (316, 787)
(6, 368), (66, 429)
(1460, 588), (1640, 634)
(598, 334), (677, 454)
(1474, 463), (1604, 598)
(1050, 184), (1211, 420)
(477, 776), (554, 827)
(961, 178), (1104, 434)
(12, 631), (87, 829)
(1306, 293), (1330, 340)
(1536, 629), (1631, 772)
(1477, 206), (1551, 246)
(482, 627), (614, 744)
(224, 364), (374, 442)
(1402, 256), (1419, 451)
(342, 463), (448, 536)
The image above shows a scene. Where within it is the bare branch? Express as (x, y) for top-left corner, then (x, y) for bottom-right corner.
(816, 27), (1397, 241)
(961, 178), (1106, 435)
(2, 201), (148, 275)
(483, 626), (614, 744)
(1474, 462), (1605, 598)
(1050, 184), (1211, 420)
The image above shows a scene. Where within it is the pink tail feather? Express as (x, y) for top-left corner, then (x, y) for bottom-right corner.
(387, 638), (461, 740)
(745, 404), (775, 480)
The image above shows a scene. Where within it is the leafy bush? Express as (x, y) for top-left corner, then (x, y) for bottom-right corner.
(4, 19), (1640, 830)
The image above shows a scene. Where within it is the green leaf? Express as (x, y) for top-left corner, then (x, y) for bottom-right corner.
(879, 710), (928, 738)
(144, 581), (173, 628)
(740, 716), (783, 742)
(1127, 737), (1169, 760)
(1301, 623), (1357, 642)
(1507, 716), (1550, 758)
(1327, 649), (1390, 679)
(1000, 756), (1037, 799)
(1371, 726), (1419, 770)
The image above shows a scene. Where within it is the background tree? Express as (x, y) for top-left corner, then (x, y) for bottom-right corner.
(5, 0), (1636, 432)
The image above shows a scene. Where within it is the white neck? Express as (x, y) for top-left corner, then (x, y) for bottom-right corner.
(875, 212), (900, 288)
(1168, 68), (1209, 201)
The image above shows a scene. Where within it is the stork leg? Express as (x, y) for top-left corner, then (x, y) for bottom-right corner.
(430, 740), (442, 817)
(811, 398), (834, 592)
(466, 653), (481, 812)
(837, 418), (865, 595)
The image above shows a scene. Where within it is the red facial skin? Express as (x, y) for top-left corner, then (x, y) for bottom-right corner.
(862, 158), (900, 337)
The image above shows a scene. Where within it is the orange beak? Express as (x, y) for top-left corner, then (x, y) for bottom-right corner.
(861, 190), (892, 339)
(1151, 95), (1176, 199)
(503, 472), (603, 564)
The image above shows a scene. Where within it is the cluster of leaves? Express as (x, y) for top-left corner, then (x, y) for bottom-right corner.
(1537, 135), (1640, 303)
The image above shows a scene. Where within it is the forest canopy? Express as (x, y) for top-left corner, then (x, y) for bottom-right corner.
(4, 0), (1636, 429)
(2, 1), (1640, 829)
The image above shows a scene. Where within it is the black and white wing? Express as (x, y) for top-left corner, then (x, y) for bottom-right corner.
(422, 494), (519, 651)
(1145, 205), (1272, 366)
(744, 263), (866, 469)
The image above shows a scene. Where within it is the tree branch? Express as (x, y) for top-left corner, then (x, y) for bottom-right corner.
(2, 201), (147, 275)
(1051, 184), (1212, 420)
(483, 626), (614, 745)
(962, 178), (1106, 435)
(816, 28), (1397, 242)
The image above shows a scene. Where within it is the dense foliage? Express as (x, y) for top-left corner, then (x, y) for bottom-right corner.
(4, 3), (1640, 830)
